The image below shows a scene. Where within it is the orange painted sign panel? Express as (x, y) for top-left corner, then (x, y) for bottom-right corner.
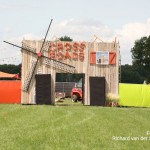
(90, 51), (116, 65)
(90, 52), (96, 64)
(109, 52), (116, 65)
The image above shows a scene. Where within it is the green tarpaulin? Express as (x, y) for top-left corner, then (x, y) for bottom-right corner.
(119, 83), (150, 107)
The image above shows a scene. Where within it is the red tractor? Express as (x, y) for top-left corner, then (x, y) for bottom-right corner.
(71, 78), (83, 102)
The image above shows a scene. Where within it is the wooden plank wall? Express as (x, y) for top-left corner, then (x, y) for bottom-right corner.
(21, 40), (119, 105)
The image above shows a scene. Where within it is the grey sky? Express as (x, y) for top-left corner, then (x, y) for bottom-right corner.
(0, 0), (150, 64)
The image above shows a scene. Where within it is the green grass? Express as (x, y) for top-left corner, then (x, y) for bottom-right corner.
(0, 99), (150, 150)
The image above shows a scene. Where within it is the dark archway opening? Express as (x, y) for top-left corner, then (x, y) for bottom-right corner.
(55, 73), (85, 106)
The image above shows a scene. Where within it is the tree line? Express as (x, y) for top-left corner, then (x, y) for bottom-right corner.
(121, 64), (148, 84)
(0, 64), (147, 83)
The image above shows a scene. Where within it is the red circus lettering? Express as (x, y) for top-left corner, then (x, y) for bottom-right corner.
(64, 42), (71, 51)
(57, 42), (63, 51)
(73, 42), (79, 51)
(57, 52), (64, 60)
(48, 42), (85, 61)
(49, 52), (55, 59)
(49, 47), (56, 52)
(64, 51), (71, 59)
(72, 52), (78, 60)
(79, 52), (84, 61)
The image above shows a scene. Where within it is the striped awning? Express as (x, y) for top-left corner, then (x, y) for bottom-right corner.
(0, 71), (18, 78)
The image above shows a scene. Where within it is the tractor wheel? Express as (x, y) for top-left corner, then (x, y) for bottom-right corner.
(72, 94), (78, 102)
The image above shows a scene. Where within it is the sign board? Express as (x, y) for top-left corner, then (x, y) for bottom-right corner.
(96, 51), (109, 65)
(48, 42), (85, 61)
(90, 51), (116, 65)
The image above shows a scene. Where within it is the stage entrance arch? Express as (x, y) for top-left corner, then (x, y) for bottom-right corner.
(55, 73), (85, 104)
(4, 20), (119, 106)
(20, 40), (119, 105)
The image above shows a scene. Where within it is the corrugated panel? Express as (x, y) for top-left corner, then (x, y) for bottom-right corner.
(55, 82), (75, 92)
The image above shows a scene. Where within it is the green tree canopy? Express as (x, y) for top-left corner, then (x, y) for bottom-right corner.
(59, 36), (73, 41)
(131, 36), (150, 69)
(121, 65), (145, 84)
(131, 35), (150, 82)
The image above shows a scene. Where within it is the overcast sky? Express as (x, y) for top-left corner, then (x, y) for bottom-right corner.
(1, 0), (150, 64)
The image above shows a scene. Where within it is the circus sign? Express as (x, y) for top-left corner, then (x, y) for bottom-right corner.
(96, 51), (109, 65)
(48, 42), (86, 61)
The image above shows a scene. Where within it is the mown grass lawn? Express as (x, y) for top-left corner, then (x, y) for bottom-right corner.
(0, 100), (150, 150)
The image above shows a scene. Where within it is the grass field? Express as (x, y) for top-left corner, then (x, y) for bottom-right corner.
(0, 99), (150, 150)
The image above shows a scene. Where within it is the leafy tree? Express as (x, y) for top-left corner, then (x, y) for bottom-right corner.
(131, 36), (150, 69)
(59, 36), (73, 41)
(121, 65), (144, 84)
(131, 36), (150, 82)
